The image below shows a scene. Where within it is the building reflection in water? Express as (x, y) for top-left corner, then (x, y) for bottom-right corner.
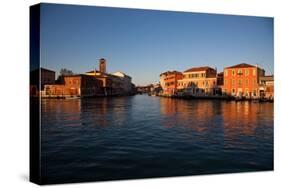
(80, 97), (129, 127)
(159, 98), (273, 145)
(80, 98), (108, 127)
(41, 99), (82, 127)
(159, 98), (221, 133)
(41, 97), (132, 128)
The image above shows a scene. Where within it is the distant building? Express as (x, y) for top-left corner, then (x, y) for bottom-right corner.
(177, 66), (218, 96)
(217, 72), (224, 86)
(160, 71), (183, 95)
(150, 83), (162, 95)
(259, 75), (274, 99)
(30, 68), (56, 90)
(85, 69), (114, 95)
(41, 68), (56, 89)
(44, 74), (103, 97)
(112, 71), (132, 94)
(86, 58), (134, 96)
(223, 63), (265, 97)
(30, 67), (56, 97)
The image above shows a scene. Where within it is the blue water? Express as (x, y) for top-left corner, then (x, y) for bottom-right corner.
(41, 95), (273, 184)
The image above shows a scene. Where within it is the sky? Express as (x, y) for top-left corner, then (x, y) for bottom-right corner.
(40, 3), (274, 86)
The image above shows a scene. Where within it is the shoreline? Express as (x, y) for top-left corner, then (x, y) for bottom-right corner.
(34, 93), (274, 103)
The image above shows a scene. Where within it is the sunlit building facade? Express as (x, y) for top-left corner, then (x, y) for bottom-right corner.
(177, 66), (218, 96)
(160, 71), (183, 95)
(223, 63), (265, 97)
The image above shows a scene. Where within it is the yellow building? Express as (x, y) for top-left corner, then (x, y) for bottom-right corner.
(177, 66), (218, 96)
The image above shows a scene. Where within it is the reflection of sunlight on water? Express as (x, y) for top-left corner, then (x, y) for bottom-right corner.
(159, 98), (219, 133)
(41, 95), (273, 183)
(80, 97), (129, 127)
(159, 99), (273, 138)
(41, 99), (82, 126)
(158, 98), (273, 160)
(244, 101), (249, 116)
(222, 101), (259, 138)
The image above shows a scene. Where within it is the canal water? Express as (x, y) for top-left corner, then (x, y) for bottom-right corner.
(41, 94), (273, 184)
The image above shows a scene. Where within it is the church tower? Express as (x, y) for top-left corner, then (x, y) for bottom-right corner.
(99, 58), (106, 73)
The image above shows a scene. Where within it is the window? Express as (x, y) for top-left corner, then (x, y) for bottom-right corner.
(232, 88), (235, 93)
(245, 69), (249, 76)
(225, 79), (227, 85)
(253, 69), (256, 76)
(238, 79), (242, 87)
(238, 69), (242, 75)
(224, 70), (228, 76)
(232, 79), (235, 85)
(232, 70), (235, 76)
(245, 79), (249, 86)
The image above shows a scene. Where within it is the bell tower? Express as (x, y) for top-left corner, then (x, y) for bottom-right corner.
(99, 58), (106, 73)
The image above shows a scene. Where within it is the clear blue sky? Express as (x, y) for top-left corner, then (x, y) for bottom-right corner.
(40, 3), (273, 86)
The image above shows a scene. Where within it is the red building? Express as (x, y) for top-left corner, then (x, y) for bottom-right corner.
(223, 63), (265, 97)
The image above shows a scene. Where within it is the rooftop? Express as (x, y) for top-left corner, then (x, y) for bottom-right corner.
(225, 63), (256, 69)
(86, 70), (103, 74)
(113, 71), (132, 79)
(184, 66), (215, 73)
(160, 71), (182, 76)
(260, 75), (274, 81)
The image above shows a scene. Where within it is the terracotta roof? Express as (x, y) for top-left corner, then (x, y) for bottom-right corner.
(184, 66), (215, 73)
(160, 71), (182, 76)
(225, 63), (256, 69)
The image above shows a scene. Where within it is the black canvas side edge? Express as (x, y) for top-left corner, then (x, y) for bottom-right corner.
(30, 3), (42, 185)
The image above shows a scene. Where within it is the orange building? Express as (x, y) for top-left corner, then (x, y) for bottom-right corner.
(44, 74), (103, 97)
(160, 71), (183, 96)
(223, 63), (265, 97)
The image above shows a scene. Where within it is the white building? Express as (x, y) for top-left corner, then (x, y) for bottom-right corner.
(112, 71), (132, 94)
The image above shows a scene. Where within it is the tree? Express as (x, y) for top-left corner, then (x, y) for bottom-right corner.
(59, 68), (74, 76)
(56, 68), (74, 84)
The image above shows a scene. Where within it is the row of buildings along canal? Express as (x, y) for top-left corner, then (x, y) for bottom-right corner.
(30, 58), (273, 101)
(30, 58), (137, 98)
(147, 63), (273, 101)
